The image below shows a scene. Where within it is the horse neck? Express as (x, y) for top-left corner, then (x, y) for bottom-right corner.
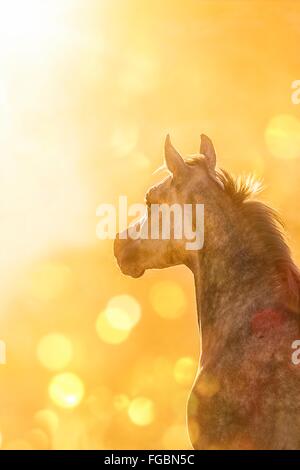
(191, 201), (282, 369)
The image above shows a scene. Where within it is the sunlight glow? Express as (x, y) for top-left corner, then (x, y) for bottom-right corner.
(106, 295), (141, 330)
(119, 54), (159, 94)
(0, 1), (70, 52)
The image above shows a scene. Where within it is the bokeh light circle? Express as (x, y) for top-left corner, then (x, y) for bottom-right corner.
(96, 311), (130, 344)
(106, 295), (141, 330)
(111, 124), (138, 158)
(128, 397), (155, 426)
(149, 280), (186, 319)
(119, 54), (158, 94)
(37, 334), (73, 371)
(49, 373), (85, 409)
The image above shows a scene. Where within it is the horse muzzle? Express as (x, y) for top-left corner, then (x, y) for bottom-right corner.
(114, 233), (145, 278)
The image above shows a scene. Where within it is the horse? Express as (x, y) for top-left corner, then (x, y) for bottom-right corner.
(114, 134), (300, 450)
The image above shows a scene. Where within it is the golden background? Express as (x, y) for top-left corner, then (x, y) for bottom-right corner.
(0, 0), (300, 450)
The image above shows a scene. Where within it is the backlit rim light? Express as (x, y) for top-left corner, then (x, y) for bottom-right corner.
(106, 295), (141, 330)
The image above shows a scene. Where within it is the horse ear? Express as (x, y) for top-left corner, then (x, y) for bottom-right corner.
(200, 134), (216, 171)
(164, 134), (186, 177)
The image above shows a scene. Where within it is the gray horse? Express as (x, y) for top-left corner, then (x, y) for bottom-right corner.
(114, 135), (300, 449)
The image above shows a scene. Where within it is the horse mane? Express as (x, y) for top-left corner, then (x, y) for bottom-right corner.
(187, 155), (300, 313)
